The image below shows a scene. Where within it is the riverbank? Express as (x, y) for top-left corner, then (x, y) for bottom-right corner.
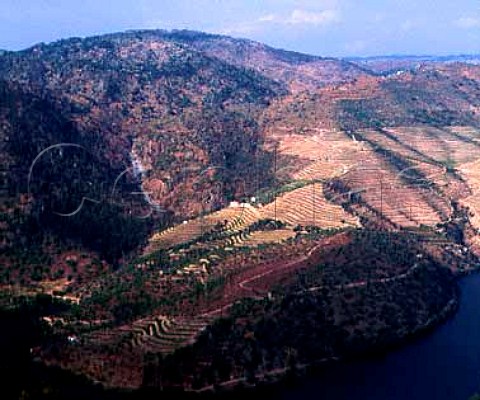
(5, 270), (467, 400)
(190, 284), (461, 397)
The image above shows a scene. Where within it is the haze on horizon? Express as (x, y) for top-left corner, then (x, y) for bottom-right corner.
(1, 0), (479, 58)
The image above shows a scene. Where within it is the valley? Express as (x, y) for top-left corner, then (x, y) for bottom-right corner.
(1, 29), (480, 397)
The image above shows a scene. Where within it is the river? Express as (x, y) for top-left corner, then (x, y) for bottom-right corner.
(275, 273), (480, 400)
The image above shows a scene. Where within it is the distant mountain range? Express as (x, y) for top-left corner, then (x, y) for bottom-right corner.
(348, 53), (480, 63)
(347, 53), (480, 74)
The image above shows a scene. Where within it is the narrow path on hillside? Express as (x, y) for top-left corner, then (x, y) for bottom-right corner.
(238, 242), (324, 292)
(305, 262), (420, 294)
(199, 242), (326, 318)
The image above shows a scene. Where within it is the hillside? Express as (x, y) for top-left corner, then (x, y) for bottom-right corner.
(0, 31), (284, 278)
(154, 29), (372, 93)
(1, 29), (480, 396)
(260, 64), (480, 231)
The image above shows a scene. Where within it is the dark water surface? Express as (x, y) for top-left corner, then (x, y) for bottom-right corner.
(277, 274), (480, 400)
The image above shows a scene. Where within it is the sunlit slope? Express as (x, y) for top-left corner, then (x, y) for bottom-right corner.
(358, 127), (480, 166)
(458, 159), (480, 252)
(267, 131), (371, 181)
(262, 126), (463, 229)
(259, 63), (480, 230)
(147, 183), (358, 252)
(260, 183), (359, 228)
(145, 204), (261, 250)
(329, 154), (453, 228)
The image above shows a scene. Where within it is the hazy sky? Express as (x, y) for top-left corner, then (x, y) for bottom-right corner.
(1, 0), (479, 57)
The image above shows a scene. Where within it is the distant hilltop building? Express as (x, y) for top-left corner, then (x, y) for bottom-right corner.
(229, 201), (255, 208)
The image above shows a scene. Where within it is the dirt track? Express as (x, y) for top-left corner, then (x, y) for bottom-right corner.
(199, 232), (351, 316)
